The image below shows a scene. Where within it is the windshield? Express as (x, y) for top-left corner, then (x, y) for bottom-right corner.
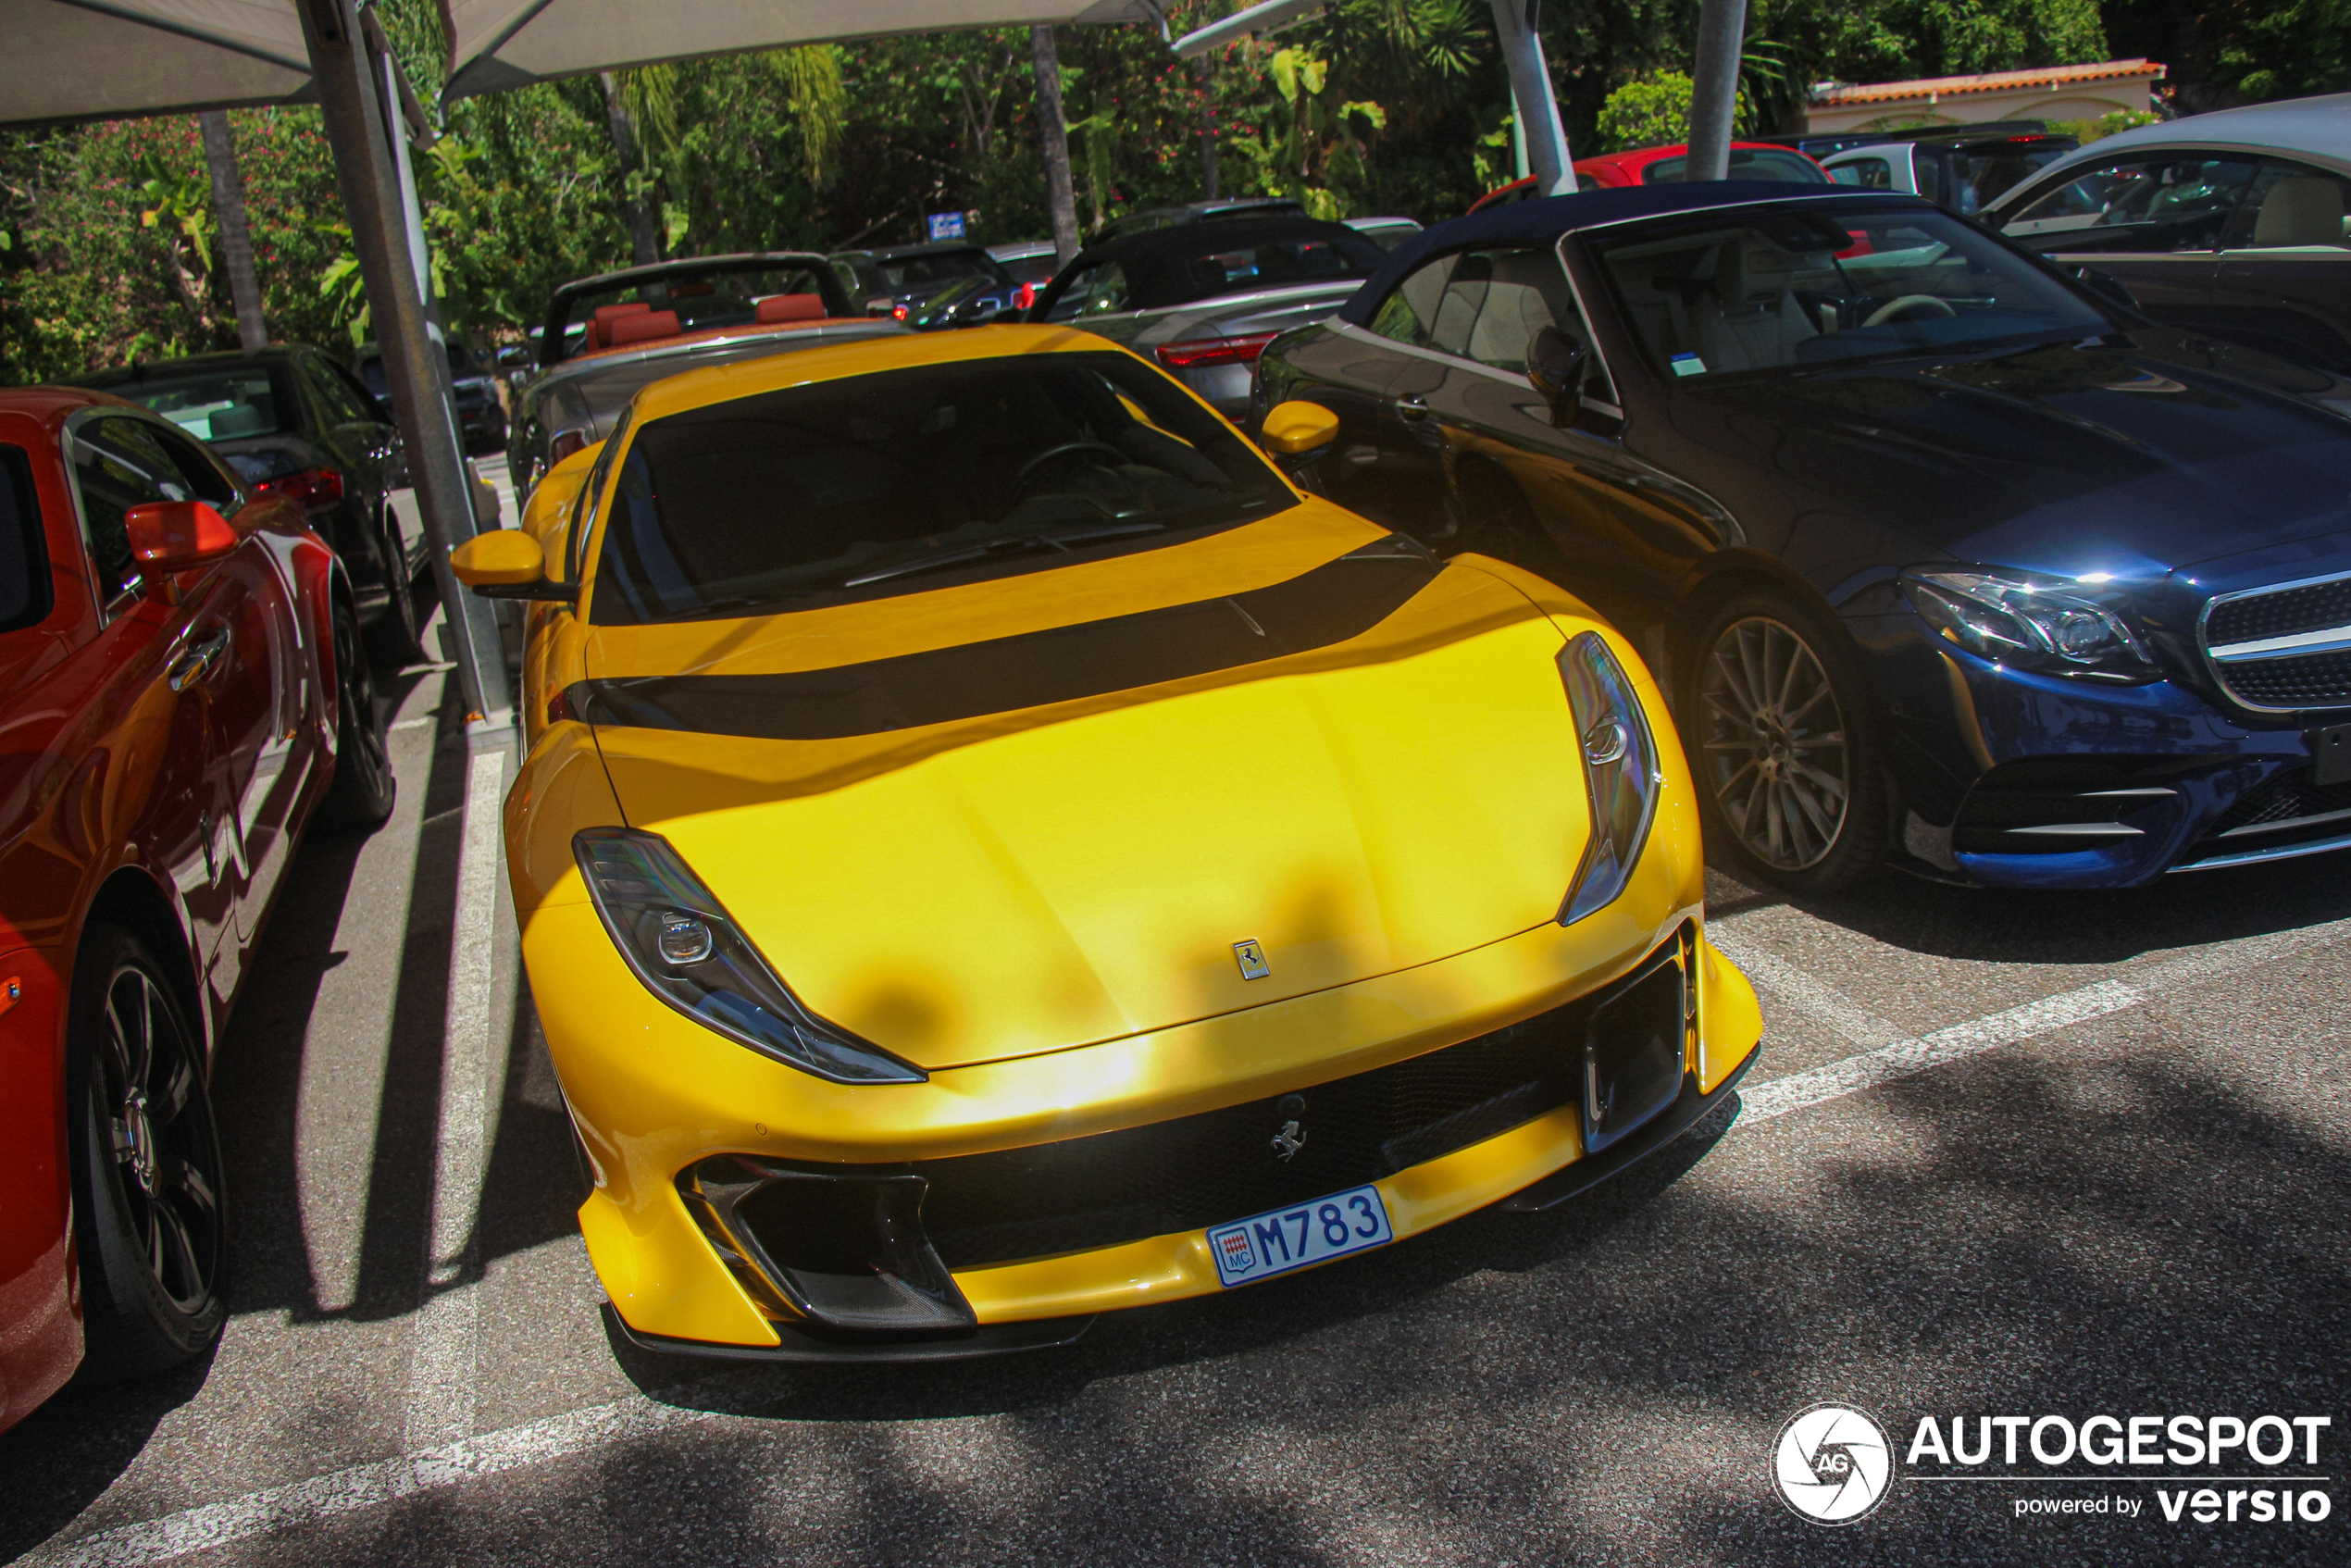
(1642, 148), (1827, 185)
(878, 252), (1005, 289)
(122, 364), (295, 442)
(1592, 204), (2108, 380)
(1950, 142), (2073, 213)
(589, 352), (1296, 624)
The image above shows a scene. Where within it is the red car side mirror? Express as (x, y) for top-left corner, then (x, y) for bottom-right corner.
(124, 501), (238, 585)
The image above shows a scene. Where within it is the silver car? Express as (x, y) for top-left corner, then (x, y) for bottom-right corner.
(1982, 93), (2351, 370)
(508, 252), (905, 497)
(1026, 217), (1390, 417)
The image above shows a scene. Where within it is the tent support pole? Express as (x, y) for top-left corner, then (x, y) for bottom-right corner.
(298, 0), (511, 736)
(1686, 0), (1745, 181)
(1488, 0), (1574, 194)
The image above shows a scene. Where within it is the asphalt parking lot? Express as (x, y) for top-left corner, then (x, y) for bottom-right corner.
(5, 606), (2346, 1567)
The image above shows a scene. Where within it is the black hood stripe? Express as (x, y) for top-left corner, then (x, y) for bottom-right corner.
(569, 536), (1441, 741)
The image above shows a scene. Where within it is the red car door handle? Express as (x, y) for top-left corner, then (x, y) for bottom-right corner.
(168, 627), (232, 692)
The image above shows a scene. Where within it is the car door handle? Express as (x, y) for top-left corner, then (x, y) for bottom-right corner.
(168, 627), (231, 692)
(1393, 394), (1432, 419)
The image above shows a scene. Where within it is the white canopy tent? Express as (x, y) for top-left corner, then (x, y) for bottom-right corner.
(3, 0), (314, 126)
(441, 0), (1162, 97)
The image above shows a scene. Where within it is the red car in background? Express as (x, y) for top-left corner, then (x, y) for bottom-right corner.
(0, 387), (394, 1434)
(1468, 141), (1831, 213)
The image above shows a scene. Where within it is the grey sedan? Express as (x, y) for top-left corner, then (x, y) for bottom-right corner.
(1026, 217), (1389, 417)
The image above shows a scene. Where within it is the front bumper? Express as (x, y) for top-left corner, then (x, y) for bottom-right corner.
(525, 890), (1760, 1359)
(1852, 613), (2347, 888)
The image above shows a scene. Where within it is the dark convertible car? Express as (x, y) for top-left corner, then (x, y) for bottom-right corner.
(1256, 182), (2351, 891)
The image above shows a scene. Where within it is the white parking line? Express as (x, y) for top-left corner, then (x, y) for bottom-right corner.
(1721, 914), (2351, 1125)
(21, 1391), (715, 1568)
(23, 908), (2350, 1564)
(402, 749), (510, 1453)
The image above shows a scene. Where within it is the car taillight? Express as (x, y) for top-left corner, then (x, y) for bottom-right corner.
(1014, 282), (1037, 311)
(549, 429), (588, 466)
(893, 304), (911, 320)
(1155, 331), (1281, 370)
(255, 466), (344, 514)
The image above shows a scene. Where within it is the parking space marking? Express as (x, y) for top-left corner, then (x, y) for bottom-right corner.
(401, 748), (510, 1453)
(1722, 913), (2351, 1126)
(23, 1390), (715, 1568)
(23, 907), (2349, 1564)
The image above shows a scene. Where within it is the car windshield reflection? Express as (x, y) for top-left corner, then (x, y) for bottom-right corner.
(1592, 205), (2110, 380)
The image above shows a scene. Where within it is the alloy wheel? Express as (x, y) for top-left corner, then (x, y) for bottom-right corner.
(93, 963), (223, 1314)
(1698, 615), (1851, 872)
(339, 605), (392, 803)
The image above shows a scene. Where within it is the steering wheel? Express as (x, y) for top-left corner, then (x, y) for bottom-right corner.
(1862, 294), (1959, 329)
(1016, 442), (1128, 487)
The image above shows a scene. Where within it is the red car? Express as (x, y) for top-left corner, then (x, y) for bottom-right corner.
(1468, 141), (1830, 213)
(0, 386), (394, 1433)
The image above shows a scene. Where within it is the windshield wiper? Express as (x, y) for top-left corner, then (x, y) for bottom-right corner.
(839, 517), (1170, 589)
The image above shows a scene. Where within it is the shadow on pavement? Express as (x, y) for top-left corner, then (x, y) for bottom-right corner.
(531, 1043), (2345, 1568)
(1710, 846), (2351, 967)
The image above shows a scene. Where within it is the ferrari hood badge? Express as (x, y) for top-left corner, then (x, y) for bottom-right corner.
(1233, 939), (1270, 980)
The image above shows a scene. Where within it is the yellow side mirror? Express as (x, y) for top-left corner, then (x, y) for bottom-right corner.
(451, 530), (574, 601)
(1261, 399), (1340, 456)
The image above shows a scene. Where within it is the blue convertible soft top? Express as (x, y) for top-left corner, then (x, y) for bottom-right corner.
(1336, 180), (1897, 327)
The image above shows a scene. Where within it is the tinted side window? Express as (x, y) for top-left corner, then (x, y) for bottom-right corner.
(149, 424), (242, 513)
(1043, 262), (1132, 322)
(1832, 157), (1893, 190)
(0, 445), (49, 633)
(2005, 154), (2259, 252)
(314, 358), (379, 424)
(1368, 255), (1455, 348)
(2222, 159), (2351, 249)
(72, 417), (191, 599)
(1427, 248), (1582, 376)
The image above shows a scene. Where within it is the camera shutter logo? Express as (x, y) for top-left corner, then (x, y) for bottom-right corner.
(1773, 1403), (1895, 1524)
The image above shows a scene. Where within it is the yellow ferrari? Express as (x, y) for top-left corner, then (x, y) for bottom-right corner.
(454, 325), (1760, 1362)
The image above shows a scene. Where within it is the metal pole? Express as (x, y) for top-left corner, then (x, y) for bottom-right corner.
(1686, 0), (1745, 181)
(199, 112), (267, 354)
(297, 0), (511, 732)
(1488, 0), (1574, 195)
(1030, 25), (1080, 265)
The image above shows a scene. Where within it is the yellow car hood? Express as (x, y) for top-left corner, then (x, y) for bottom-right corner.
(583, 520), (1587, 1070)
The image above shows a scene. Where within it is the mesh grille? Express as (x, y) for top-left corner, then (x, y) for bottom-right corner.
(2217, 649), (2351, 709)
(2207, 578), (2351, 648)
(2206, 768), (2351, 836)
(914, 927), (1692, 1269)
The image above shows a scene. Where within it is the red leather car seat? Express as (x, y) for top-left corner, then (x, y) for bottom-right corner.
(587, 301), (653, 349)
(755, 293), (827, 324)
(606, 309), (682, 348)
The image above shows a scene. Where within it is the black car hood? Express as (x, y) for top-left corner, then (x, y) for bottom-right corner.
(1675, 331), (2351, 580)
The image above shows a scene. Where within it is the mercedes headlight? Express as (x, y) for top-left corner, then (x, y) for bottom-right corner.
(1558, 631), (1662, 926)
(574, 828), (926, 1085)
(1900, 568), (2158, 680)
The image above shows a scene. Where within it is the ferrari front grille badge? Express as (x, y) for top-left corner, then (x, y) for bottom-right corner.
(1233, 939), (1270, 980)
(1270, 1094), (1308, 1162)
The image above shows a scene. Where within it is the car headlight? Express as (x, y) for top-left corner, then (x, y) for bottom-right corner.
(1900, 568), (2158, 680)
(574, 828), (926, 1085)
(1558, 631), (1662, 926)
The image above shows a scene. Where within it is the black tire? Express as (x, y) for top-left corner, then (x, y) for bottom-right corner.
(319, 595), (398, 832)
(66, 925), (229, 1382)
(1683, 591), (1888, 894)
(362, 512), (429, 671)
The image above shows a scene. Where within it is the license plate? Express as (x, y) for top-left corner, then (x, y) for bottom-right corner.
(1207, 1184), (1394, 1288)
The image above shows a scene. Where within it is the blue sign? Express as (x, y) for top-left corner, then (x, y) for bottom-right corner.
(927, 210), (967, 243)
